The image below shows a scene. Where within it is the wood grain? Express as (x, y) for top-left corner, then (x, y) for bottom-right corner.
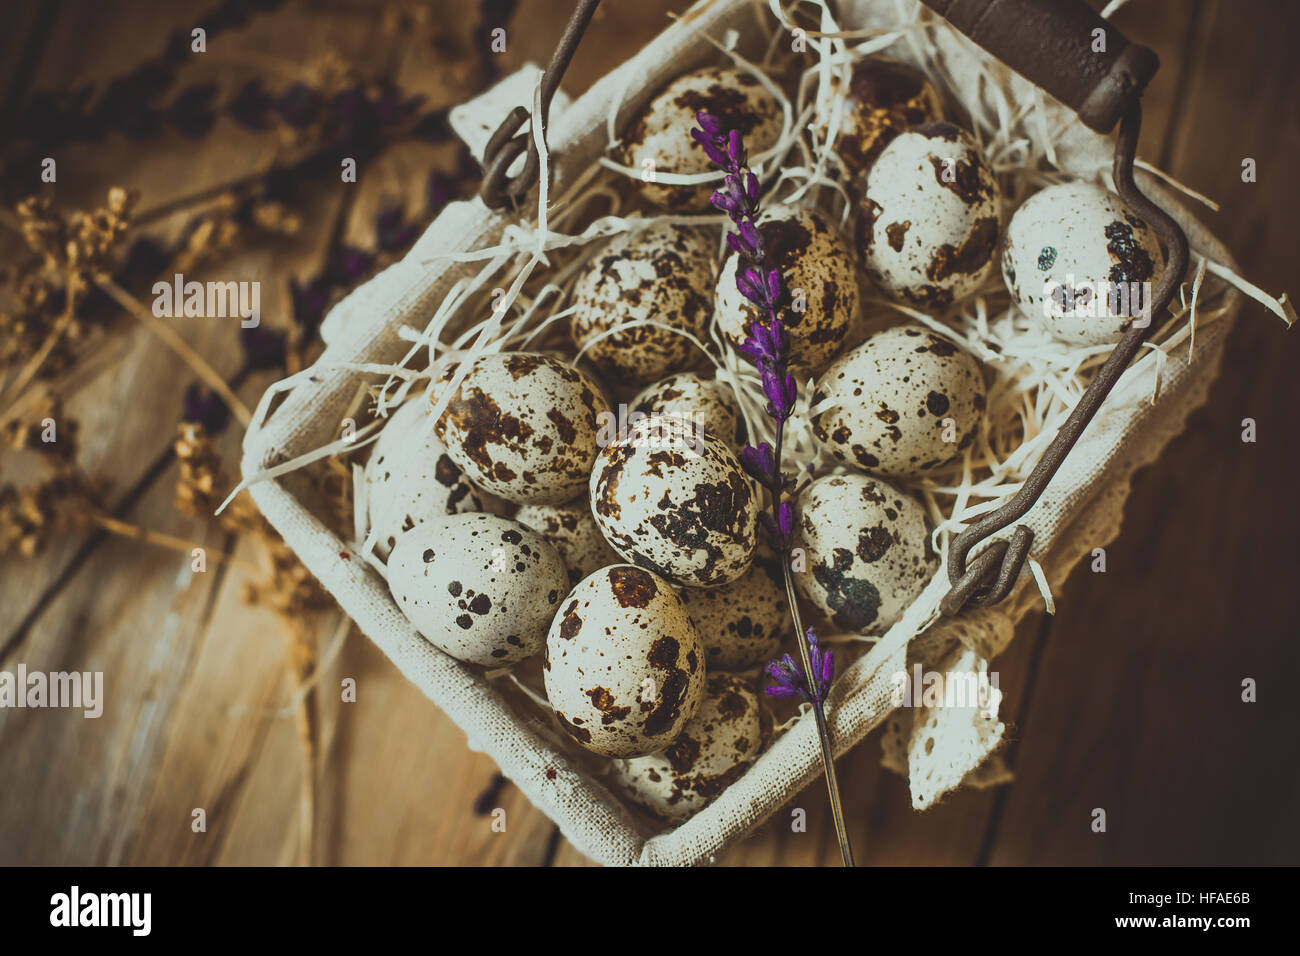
(0, 0), (1296, 868)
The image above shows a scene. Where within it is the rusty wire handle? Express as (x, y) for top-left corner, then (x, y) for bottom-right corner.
(479, 0), (602, 210)
(918, 0), (1191, 615)
(939, 102), (1191, 615)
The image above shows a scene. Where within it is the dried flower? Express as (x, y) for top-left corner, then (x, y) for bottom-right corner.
(764, 628), (834, 706)
(696, 110), (850, 863)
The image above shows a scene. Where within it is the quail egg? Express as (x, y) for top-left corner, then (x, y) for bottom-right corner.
(545, 565), (706, 757)
(716, 204), (861, 370)
(591, 415), (757, 588)
(1002, 180), (1166, 346)
(515, 499), (621, 588)
(811, 324), (986, 478)
(834, 55), (943, 174)
(794, 474), (938, 635)
(618, 66), (783, 211)
(681, 556), (789, 671)
(631, 372), (745, 450)
(387, 513), (568, 666)
(433, 352), (610, 506)
(364, 398), (501, 559)
(856, 122), (1002, 308)
(611, 672), (763, 822)
(570, 222), (714, 383)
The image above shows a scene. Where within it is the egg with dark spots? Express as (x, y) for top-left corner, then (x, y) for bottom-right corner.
(681, 556), (789, 670)
(794, 474), (938, 635)
(618, 67), (783, 211)
(855, 122), (1002, 308)
(544, 565), (706, 757)
(590, 415), (757, 588)
(833, 55), (943, 174)
(716, 204), (860, 371)
(570, 223), (715, 383)
(811, 324), (986, 478)
(364, 397), (503, 559)
(433, 352), (610, 505)
(632, 372), (745, 452)
(611, 672), (762, 822)
(1002, 181), (1165, 345)
(388, 514), (568, 666)
(515, 499), (621, 588)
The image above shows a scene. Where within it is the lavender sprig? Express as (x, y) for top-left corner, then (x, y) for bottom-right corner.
(765, 628), (835, 706)
(695, 110), (835, 692)
(695, 112), (852, 866)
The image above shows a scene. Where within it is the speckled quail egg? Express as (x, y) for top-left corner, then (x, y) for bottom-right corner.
(591, 415), (757, 588)
(545, 565), (706, 757)
(618, 66), (783, 211)
(388, 513), (568, 666)
(515, 500), (621, 588)
(611, 672), (763, 822)
(570, 223), (714, 383)
(365, 398), (501, 559)
(1002, 180), (1166, 346)
(834, 56), (943, 175)
(856, 122), (1002, 308)
(681, 556), (789, 671)
(631, 372), (744, 450)
(716, 204), (861, 370)
(811, 324), (986, 478)
(433, 352), (610, 506)
(794, 474), (939, 635)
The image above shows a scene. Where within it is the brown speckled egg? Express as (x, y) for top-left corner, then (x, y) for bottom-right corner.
(545, 565), (706, 757)
(570, 223), (714, 383)
(591, 415), (757, 588)
(811, 324), (986, 478)
(365, 398), (502, 559)
(388, 514), (568, 666)
(716, 205), (860, 370)
(611, 672), (762, 822)
(856, 122), (1002, 309)
(515, 500), (621, 588)
(1002, 181), (1165, 346)
(681, 556), (789, 671)
(433, 352), (610, 506)
(794, 474), (938, 635)
(618, 67), (783, 211)
(631, 372), (744, 451)
(834, 56), (943, 174)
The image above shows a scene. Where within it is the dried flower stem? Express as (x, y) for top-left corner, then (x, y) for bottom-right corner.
(93, 513), (261, 575)
(96, 277), (253, 428)
(695, 112), (855, 866)
(0, 284), (79, 410)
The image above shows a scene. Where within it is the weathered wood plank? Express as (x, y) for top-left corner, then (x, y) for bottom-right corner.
(988, 0), (1300, 866)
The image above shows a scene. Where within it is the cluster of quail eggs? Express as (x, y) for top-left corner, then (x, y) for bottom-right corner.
(361, 51), (1171, 826)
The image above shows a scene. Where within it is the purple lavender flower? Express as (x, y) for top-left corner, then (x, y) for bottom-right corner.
(765, 628), (835, 706)
(240, 323), (287, 371)
(694, 109), (837, 701)
(376, 204), (419, 251)
(181, 383), (231, 434)
(290, 275), (331, 334)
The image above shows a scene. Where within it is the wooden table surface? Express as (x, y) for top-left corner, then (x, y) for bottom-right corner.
(1, 0), (1296, 867)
